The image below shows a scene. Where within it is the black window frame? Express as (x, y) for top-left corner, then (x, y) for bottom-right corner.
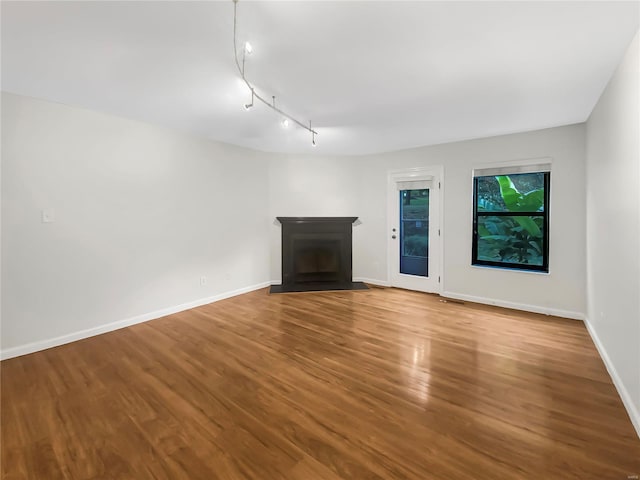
(472, 171), (550, 272)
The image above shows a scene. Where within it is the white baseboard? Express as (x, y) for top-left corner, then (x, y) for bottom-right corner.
(353, 277), (391, 287)
(584, 318), (640, 439)
(441, 291), (585, 320)
(0, 281), (271, 361)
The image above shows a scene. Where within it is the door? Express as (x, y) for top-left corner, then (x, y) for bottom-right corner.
(388, 168), (442, 293)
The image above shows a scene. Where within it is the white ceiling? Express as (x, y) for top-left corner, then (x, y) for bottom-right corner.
(2, 1), (638, 155)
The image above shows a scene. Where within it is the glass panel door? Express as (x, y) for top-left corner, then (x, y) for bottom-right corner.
(389, 167), (441, 294)
(400, 188), (429, 277)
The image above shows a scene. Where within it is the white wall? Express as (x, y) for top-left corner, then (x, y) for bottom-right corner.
(269, 124), (586, 319)
(1, 92), (272, 356)
(268, 155), (365, 282)
(585, 31), (640, 436)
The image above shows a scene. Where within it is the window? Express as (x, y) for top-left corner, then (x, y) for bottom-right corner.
(472, 166), (550, 272)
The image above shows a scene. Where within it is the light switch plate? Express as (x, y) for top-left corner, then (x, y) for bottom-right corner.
(41, 209), (55, 223)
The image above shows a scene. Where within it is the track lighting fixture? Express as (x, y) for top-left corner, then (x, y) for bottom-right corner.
(232, 0), (318, 147)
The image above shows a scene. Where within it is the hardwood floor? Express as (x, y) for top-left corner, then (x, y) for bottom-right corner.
(2, 287), (639, 479)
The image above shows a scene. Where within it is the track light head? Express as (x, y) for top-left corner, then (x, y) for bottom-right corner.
(243, 88), (255, 110)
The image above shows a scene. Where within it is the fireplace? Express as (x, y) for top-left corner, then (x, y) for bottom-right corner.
(270, 217), (368, 293)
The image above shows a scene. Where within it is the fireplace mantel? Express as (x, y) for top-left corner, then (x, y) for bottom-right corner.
(276, 217), (358, 225)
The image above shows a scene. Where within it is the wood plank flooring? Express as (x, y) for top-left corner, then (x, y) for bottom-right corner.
(2, 287), (639, 479)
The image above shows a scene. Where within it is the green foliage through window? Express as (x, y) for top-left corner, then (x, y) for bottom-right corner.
(473, 172), (549, 272)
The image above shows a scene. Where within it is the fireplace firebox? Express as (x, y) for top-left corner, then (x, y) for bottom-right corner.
(270, 217), (368, 293)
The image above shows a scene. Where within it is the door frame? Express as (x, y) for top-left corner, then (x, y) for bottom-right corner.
(387, 166), (444, 294)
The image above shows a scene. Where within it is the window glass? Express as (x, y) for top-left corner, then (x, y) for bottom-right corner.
(473, 172), (549, 272)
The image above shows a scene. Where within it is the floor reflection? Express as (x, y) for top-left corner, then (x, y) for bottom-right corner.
(406, 340), (432, 404)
